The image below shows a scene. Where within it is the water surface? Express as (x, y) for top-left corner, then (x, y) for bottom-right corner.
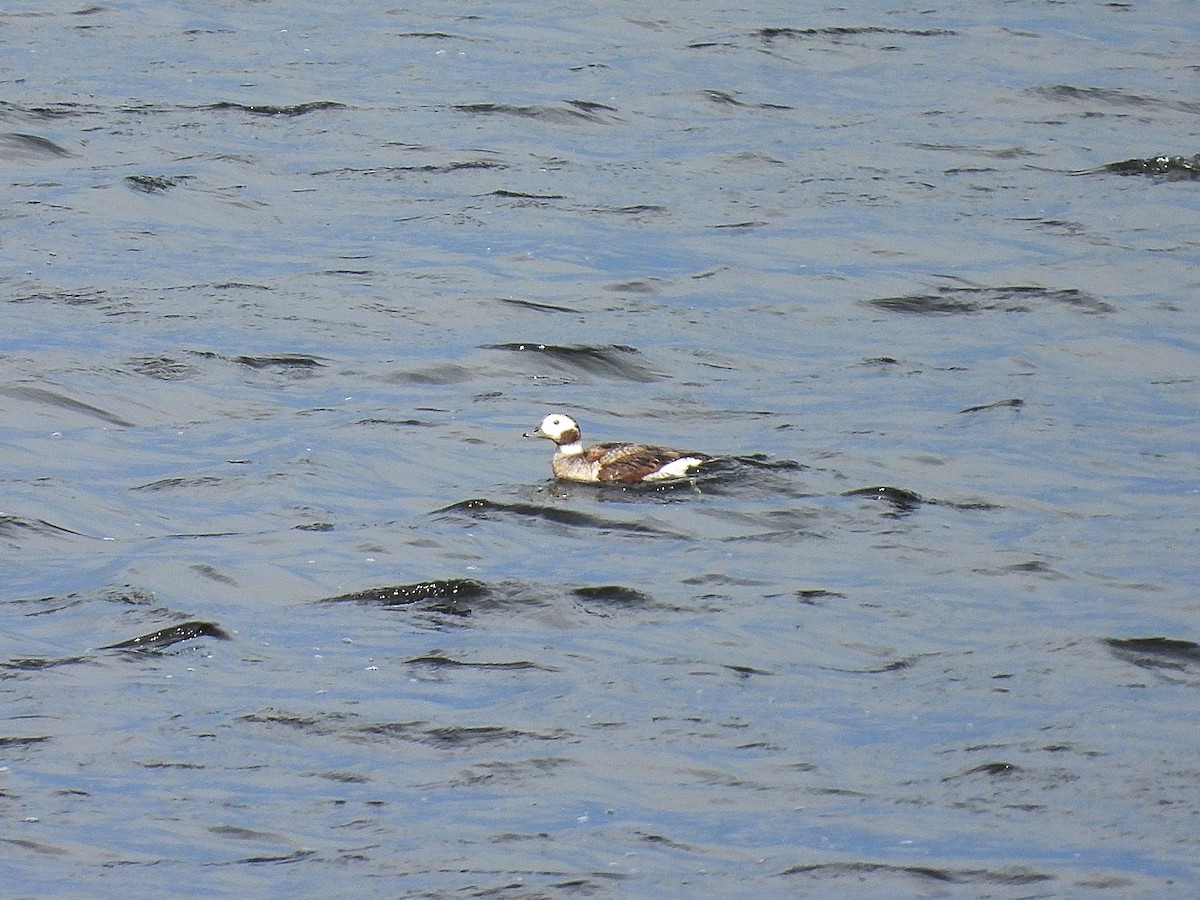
(2, 1), (1199, 896)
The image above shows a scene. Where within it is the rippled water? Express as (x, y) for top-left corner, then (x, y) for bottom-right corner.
(3, 1), (1199, 896)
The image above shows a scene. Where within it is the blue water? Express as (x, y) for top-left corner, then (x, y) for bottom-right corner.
(2, 1), (1199, 896)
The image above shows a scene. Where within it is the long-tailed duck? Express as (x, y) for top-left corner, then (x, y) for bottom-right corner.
(525, 412), (710, 484)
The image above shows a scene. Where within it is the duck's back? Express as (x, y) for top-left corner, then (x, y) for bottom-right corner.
(592, 442), (708, 483)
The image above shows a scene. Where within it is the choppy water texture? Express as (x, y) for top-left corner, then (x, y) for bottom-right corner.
(2, 1), (1199, 896)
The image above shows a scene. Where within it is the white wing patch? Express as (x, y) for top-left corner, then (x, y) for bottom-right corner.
(642, 455), (706, 481)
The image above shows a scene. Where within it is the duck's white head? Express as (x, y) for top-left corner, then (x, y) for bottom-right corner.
(526, 412), (582, 447)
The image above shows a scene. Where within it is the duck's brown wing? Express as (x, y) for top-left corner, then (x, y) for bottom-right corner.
(589, 443), (708, 483)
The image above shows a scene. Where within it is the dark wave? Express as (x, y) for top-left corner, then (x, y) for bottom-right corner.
(0, 735), (51, 747)
(0, 131), (74, 160)
(5, 609), (228, 672)
(125, 174), (193, 193)
(958, 398), (1023, 414)
(404, 655), (550, 671)
(132, 475), (227, 493)
(203, 100), (346, 117)
(843, 486), (927, 514)
(0, 514), (83, 540)
(321, 579), (487, 615)
(1099, 154), (1200, 181)
(358, 721), (560, 748)
(0, 385), (136, 427)
(320, 159), (508, 178)
(975, 560), (1064, 578)
(101, 620), (232, 651)
(701, 89), (794, 111)
(9, 288), (111, 307)
(127, 355), (198, 380)
(383, 363), (473, 385)
(1, 654), (88, 672)
(946, 762), (1022, 778)
(394, 32), (477, 42)
(778, 860), (1051, 885)
(0, 101), (90, 120)
(1033, 84), (1200, 116)
(354, 416), (434, 427)
(497, 297), (575, 313)
(572, 585), (655, 606)
(243, 709), (561, 747)
(730, 454), (805, 471)
(235, 353), (327, 370)
(754, 26), (958, 40)
(453, 100), (619, 124)
(591, 204), (669, 217)
(433, 498), (687, 536)
(1104, 637), (1200, 670)
(483, 342), (665, 381)
(866, 284), (1113, 316)
(491, 189), (566, 201)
